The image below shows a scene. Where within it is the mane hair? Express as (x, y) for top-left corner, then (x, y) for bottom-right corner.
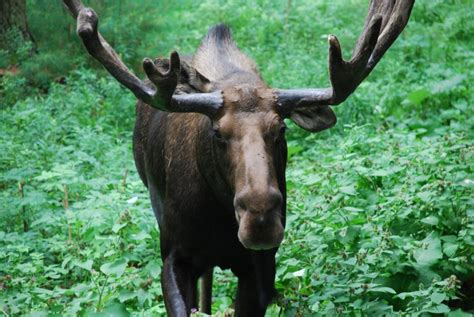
(192, 24), (259, 84)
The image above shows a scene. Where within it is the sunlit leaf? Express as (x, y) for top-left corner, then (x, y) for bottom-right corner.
(100, 258), (128, 277)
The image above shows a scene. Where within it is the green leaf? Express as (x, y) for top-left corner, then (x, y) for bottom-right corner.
(369, 287), (397, 294)
(34, 171), (61, 181)
(421, 216), (439, 226)
(100, 258), (128, 277)
(443, 242), (458, 257)
(467, 209), (474, 218)
(424, 304), (450, 314)
(342, 257), (357, 266)
(131, 231), (151, 241)
(74, 259), (93, 271)
(137, 289), (153, 306)
(334, 296), (350, 303)
(369, 166), (404, 177)
(292, 268), (305, 277)
(343, 206), (364, 212)
(430, 292), (446, 304)
(146, 260), (162, 279)
(339, 225), (361, 243)
(118, 290), (137, 303)
(416, 191), (433, 203)
(89, 300), (130, 317)
(441, 235), (457, 243)
(413, 233), (443, 266)
(339, 185), (356, 196)
(302, 174), (322, 186)
(112, 223), (127, 233)
(287, 145), (303, 157)
(407, 89), (429, 105)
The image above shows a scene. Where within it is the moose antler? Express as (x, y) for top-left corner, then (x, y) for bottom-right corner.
(63, 0), (223, 115)
(276, 0), (415, 111)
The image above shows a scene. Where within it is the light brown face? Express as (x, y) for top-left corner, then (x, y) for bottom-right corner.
(211, 85), (286, 250)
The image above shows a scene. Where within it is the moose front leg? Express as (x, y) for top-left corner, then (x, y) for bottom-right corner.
(162, 252), (198, 317)
(233, 251), (278, 317)
(234, 275), (266, 317)
(199, 268), (213, 314)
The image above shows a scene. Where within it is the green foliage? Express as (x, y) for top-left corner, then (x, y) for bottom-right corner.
(0, 72), (31, 109)
(279, 121), (473, 315)
(1, 0), (473, 315)
(0, 27), (34, 68)
(0, 27), (35, 108)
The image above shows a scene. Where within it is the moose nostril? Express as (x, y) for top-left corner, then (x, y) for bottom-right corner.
(268, 187), (283, 209)
(255, 215), (266, 225)
(234, 196), (247, 211)
(234, 186), (282, 215)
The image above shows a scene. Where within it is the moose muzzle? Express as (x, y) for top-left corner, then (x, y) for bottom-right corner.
(234, 186), (284, 250)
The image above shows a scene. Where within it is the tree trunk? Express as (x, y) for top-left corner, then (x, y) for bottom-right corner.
(0, 0), (34, 51)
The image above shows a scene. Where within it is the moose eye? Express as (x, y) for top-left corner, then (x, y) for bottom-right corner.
(212, 127), (223, 140)
(275, 124), (286, 141)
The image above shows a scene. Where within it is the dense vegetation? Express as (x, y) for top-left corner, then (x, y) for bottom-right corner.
(1, 0), (473, 315)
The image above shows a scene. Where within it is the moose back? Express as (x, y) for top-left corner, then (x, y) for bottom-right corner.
(63, 0), (414, 315)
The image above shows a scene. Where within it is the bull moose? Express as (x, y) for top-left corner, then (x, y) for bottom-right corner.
(63, 0), (414, 315)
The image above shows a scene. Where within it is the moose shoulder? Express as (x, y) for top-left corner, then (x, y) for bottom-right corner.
(63, 0), (415, 316)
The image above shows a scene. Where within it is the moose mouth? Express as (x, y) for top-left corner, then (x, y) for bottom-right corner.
(235, 209), (284, 250)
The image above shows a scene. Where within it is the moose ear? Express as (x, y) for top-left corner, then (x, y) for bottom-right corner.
(288, 106), (337, 132)
(154, 57), (212, 93)
(180, 61), (212, 92)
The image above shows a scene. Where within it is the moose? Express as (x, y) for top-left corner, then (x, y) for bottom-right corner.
(63, 0), (414, 315)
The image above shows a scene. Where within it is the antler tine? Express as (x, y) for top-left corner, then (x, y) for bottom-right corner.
(327, 14), (382, 104)
(329, 0), (414, 104)
(63, 0), (84, 18)
(142, 51), (181, 108)
(275, 0), (414, 112)
(368, 0), (415, 69)
(62, 0), (223, 115)
(354, 0), (395, 56)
